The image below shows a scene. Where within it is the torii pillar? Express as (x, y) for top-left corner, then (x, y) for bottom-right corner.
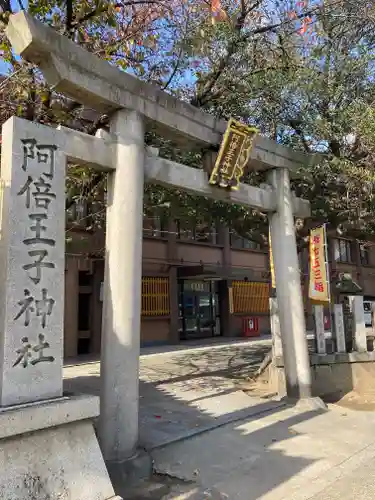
(99, 110), (145, 462)
(268, 168), (312, 398)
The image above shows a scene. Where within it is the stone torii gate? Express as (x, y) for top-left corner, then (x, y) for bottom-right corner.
(6, 12), (318, 467)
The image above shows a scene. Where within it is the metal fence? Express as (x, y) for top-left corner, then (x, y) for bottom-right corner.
(141, 277), (170, 317)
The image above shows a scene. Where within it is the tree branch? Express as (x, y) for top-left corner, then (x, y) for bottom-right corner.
(65, 0), (74, 34)
(191, 2), (324, 108)
(191, 0), (253, 107)
(161, 46), (183, 91)
(72, 0), (160, 27)
(289, 119), (311, 153)
(246, 0), (262, 16)
(25, 67), (36, 122)
(251, 4), (324, 36)
(0, 0), (11, 13)
(329, 139), (341, 158)
(66, 172), (105, 210)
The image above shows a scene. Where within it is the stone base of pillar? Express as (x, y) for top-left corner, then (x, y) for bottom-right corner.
(106, 449), (153, 498)
(293, 396), (328, 411)
(0, 394), (120, 500)
(268, 363), (327, 409)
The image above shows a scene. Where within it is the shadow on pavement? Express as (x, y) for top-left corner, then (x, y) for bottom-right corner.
(63, 341), (327, 499)
(139, 342), (271, 384)
(152, 408), (325, 500)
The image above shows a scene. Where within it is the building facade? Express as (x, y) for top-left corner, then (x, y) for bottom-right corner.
(302, 236), (375, 336)
(63, 209), (375, 358)
(64, 213), (271, 357)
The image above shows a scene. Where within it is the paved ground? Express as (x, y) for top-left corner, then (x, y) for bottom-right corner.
(64, 338), (375, 499)
(153, 402), (375, 500)
(64, 337), (272, 448)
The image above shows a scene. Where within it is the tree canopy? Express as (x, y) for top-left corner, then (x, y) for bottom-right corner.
(0, 0), (375, 246)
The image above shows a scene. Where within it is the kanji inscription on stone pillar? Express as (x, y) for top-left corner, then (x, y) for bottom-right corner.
(0, 117), (65, 406)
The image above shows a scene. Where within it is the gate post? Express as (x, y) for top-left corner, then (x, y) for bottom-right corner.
(99, 109), (145, 462)
(314, 305), (326, 355)
(350, 295), (367, 352)
(334, 303), (346, 353)
(269, 296), (282, 358)
(268, 168), (312, 399)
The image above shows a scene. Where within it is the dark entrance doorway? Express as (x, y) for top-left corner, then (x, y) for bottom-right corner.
(178, 280), (221, 339)
(77, 270), (93, 355)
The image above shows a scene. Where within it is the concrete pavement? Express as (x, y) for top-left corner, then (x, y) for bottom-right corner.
(154, 403), (375, 499)
(139, 337), (272, 383)
(64, 339), (375, 499)
(64, 338), (273, 448)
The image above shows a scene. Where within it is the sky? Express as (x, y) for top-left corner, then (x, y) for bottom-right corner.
(0, 60), (11, 75)
(0, 0), (27, 75)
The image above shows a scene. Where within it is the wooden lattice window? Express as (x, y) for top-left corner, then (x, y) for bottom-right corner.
(142, 277), (170, 316)
(231, 281), (269, 314)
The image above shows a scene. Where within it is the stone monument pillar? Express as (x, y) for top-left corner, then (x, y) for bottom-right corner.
(0, 117), (65, 405)
(334, 303), (346, 353)
(0, 116), (120, 500)
(350, 295), (367, 352)
(314, 305), (326, 355)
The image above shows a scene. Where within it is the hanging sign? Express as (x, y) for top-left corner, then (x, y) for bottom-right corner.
(209, 118), (258, 190)
(308, 226), (329, 302)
